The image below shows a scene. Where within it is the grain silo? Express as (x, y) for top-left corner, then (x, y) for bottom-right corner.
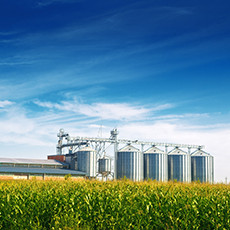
(168, 147), (191, 182)
(98, 156), (111, 175)
(144, 146), (168, 181)
(191, 149), (214, 183)
(116, 144), (141, 181)
(76, 146), (96, 178)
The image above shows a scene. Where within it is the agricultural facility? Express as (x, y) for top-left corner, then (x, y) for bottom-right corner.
(52, 128), (214, 182)
(0, 129), (214, 182)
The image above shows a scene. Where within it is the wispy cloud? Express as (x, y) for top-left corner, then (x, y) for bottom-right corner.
(0, 32), (17, 36)
(34, 100), (155, 121)
(151, 104), (174, 112)
(153, 113), (210, 121)
(37, 0), (79, 7)
(36, 99), (216, 126)
(0, 100), (14, 108)
(79, 103), (150, 121)
(0, 61), (36, 66)
(0, 104), (58, 150)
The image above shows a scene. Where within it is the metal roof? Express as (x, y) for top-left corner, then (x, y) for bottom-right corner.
(168, 147), (188, 155)
(0, 167), (85, 176)
(0, 158), (67, 166)
(144, 146), (165, 154)
(191, 149), (211, 157)
(118, 144), (139, 152)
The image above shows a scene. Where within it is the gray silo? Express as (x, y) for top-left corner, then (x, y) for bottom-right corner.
(117, 144), (141, 181)
(76, 146), (96, 178)
(98, 157), (111, 174)
(191, 149), (214, 183)
(144, 146), (168, 181)
(168, 147), (191, 182)
(65, 154), (77, 170)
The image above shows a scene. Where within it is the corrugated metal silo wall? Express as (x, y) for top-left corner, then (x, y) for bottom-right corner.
(168, 154), (191, 182)
(98, 158), (111, 173)
(117, 151), (141, 181)
(76, 151), (96, 177)
(191, 155), (214, 183)
(144, 153), (168, 181)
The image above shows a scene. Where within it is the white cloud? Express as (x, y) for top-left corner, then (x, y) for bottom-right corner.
(78, 103), (151, 120)
(34, 100), (158, 121)
(151, 103), (174, 112)
(0, 100), (14, 108)
(0, 113), (54, 147)
(154, 113), (209, 120)
(0, 104), (56, 149)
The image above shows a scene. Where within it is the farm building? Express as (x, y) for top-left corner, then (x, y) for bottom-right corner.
(0, 158), (85, 180)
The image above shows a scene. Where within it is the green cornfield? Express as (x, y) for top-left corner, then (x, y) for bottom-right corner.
(0, 180), (229, 229)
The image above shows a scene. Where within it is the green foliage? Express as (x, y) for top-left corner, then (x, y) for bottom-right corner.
(0, 180), (229, 229)
(64, 174), (72, 180)
(147, 178), (152, 182)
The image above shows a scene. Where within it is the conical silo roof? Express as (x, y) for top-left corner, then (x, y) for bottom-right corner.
(191, 149), (211, 157)
(144, 146), (165, 154)
(118, 144), (139, 152)
(168, 147), (187, 155)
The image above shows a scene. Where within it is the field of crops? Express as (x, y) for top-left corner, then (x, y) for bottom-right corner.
(0, 180), (229, 229)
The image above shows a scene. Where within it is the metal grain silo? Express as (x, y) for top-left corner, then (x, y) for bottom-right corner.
(144, 146), (168, 181)
(117, 144), (141, 181)
(98, 157), (111, 174)
(168, 147), (191, 182)
(191, 149), (214, 183)
(76, 146), (96, 178)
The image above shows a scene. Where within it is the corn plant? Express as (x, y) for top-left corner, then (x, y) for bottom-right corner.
(0, 180), (229, 229)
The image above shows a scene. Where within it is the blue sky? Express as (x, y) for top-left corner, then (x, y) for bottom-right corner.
(0, 0), (230, 182)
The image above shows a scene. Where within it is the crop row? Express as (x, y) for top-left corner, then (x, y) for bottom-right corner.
(0, 180), (229, 229)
